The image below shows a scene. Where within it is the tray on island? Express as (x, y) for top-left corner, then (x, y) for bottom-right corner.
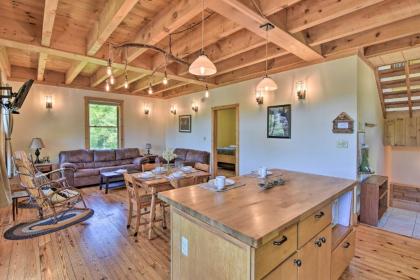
(200, 179), (246, 192)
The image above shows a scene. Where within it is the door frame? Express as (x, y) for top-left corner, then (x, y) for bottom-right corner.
(211, 104), (240, 177)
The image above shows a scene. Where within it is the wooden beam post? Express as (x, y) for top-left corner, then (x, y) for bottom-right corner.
(405, 62), (413, 118)
(0, 47), (11, 78)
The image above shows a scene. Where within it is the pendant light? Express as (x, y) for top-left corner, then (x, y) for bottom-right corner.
(124, 75), (129, 89)
(256, 23), (278, 92)
(109, 75), (115, 85)
(105, 80), (110, 92)
(189, 0), (217, 76)
(163, 71), (168, 85)
(148, 83), (153, 95)
(205, 84), (209, 98)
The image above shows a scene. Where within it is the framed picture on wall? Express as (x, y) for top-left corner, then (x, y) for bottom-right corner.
(179, 115), (192, 133)
(267, 105), (291, 138)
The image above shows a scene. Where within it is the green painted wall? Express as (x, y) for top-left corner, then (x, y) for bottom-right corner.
(217, 108), (236, 147)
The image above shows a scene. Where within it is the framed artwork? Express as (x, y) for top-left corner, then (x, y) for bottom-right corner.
(179, 115), (192, 133)
(267, 104), (291, 138)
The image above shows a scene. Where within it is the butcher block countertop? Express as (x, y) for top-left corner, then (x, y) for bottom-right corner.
(158, 169), (356, 248)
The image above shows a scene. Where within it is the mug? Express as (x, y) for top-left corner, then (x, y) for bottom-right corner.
(258, 166), (268, 178)
(215, 176), (226, 189)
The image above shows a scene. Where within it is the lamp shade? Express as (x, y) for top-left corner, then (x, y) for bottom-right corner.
(189, 54), (217, 76)
(256, 76), (278, 92)
(145, 143), (152, 149)
(29, 138), (45, 149)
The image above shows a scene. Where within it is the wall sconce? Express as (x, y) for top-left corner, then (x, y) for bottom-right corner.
(45, 96), (53, 109)
(144, 104), (150, 115)
(256, 91), (264, 105)
(192, 103), (198, 112)
(170, 105), (177, 115)
(296, 81), (306, 100)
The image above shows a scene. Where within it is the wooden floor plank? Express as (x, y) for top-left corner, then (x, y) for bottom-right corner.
(2, 187), (420, 280)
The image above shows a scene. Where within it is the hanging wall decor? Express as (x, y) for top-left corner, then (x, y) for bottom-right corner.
(332, 112), (354, 133)
(267, 105), (291, 138)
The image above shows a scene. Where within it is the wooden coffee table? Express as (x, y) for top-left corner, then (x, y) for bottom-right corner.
(100, 171), (134, 194)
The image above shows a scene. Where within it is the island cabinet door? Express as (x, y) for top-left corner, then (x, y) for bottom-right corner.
(262, 253), (298, 280)
(296, 225), (332, 280)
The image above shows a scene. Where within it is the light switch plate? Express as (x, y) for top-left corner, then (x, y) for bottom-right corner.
(336, 140), (349, 149)
(181, 236), (188, 256)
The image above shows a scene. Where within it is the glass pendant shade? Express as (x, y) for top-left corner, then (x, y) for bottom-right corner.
(189, 54), (217, 76)
(256, 76), (278, 92)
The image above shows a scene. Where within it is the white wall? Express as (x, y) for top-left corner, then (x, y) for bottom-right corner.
(357, 58), (385, 175)
(10, 82), (166, 162)
(388, 147), (420, 185)
(165, 56), (359, 179)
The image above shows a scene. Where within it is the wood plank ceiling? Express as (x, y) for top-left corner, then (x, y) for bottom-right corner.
(0, 0), (420, 101)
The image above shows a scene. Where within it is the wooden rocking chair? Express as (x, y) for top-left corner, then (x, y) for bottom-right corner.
(13, 151), (88, 223)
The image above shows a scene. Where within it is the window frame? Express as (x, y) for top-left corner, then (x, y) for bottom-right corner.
(84, 97), (124, 149)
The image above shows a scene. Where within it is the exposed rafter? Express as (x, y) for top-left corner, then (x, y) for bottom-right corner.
(0, 47), (11, 78)
(208, 0), (322, 61)
(38, 0), (59, 81)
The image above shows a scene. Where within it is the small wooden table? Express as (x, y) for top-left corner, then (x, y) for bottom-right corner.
(100, 171), (129, 194)
(129, 169), (210, 239)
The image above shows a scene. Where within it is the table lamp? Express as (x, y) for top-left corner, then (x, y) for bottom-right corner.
(30, 137), (45, 163)
(145, 143), (152, 155)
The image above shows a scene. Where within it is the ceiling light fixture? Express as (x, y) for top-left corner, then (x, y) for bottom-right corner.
(189, 0), (217, 76)
(205, 84), (209, 98)
(256, 23), (278, 92)
(106, 58), (112, 76)
(124, 75), (129, 89)
(148, 83), (153, 95)
(163, 72), (168, 85)
(105, 80), (110, 92)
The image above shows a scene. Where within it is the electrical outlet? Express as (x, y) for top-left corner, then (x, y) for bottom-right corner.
(181, 236), (188, 256)
(336, 140), (349, 149)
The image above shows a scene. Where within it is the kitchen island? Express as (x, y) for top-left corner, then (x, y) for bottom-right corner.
(158, 169), (357, 280)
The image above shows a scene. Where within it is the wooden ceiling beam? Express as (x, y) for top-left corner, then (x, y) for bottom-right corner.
(126, 0), (204, 63)
(364, 34), (420, 58)
(151, 14), (241, 70)
(151, 81), (189, 96)
(38, 0), (59, 81)
(65, 61), (88, 85)
(322, 16), (420, 57)
(131, 76), (163, 94)
(91, 68), (124, 88)
(286, 0), (384, 33)
(305, 0), (420, 46)
(87, 0), (138, 56)
(69, 0), (138, 85)
(0, 47), (11, 78)
(162, 83), (204, 99)
(208, 0), (322, 61)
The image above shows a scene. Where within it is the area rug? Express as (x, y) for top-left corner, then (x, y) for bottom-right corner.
(4, 208), (94, 240)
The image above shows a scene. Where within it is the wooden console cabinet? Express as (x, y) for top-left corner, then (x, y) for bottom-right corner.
(360, 175), (388, 226)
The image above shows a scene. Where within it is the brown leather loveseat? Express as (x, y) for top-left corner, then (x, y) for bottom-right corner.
(59, 148), (147, 187)
(158, 148), (210, 166)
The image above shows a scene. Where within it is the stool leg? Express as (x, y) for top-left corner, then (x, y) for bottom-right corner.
(12, 198), (16, 221)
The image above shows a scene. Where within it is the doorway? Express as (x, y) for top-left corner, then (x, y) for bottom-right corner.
(212, 104), (239, 177)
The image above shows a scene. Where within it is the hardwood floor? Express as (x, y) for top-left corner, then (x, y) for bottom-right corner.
(1, 187), (420, 280)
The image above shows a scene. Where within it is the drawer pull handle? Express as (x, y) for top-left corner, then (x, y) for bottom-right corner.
(314, 211), (325, 219)
(315, 239), (322, 247)
(293, 259), (302, 267)
(320, 237), (326, 243)
(273, 235), (288, 246)
(343, 242), (351, 248)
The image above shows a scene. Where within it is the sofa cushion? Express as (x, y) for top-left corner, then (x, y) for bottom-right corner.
(94, 161), (119, 168)
(186, 150), (210, 164)
(174, 148), (188, 160)
(74, 175), (101, 187)
(59, 149), (94, 164)
(115, 148), (139, 160)
(74, 168), (100, 178)
(94, 150), (116, 162)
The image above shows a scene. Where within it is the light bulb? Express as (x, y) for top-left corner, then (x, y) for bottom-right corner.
(124, 79), (129, 89)
(205, 85), (209, 98)
(105, 81), (110, 92)
(163, 76), (168, 85)
(200, 66), (205, 75)
(148, 84), (153, 95)
(110, 75), (115, 85)
(106, 59), (112, 76)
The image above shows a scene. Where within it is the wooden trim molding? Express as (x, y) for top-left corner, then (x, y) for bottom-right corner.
(84, 96), (124, 149)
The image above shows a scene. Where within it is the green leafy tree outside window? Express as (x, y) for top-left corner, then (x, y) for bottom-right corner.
(89, 103), (119, 149)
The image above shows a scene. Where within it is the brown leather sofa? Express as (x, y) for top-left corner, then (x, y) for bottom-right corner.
(158, 148), (210, 166)
(59, 148), (147, 187)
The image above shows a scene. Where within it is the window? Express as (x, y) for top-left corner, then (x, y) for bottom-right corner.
(85, 97), (123, 149)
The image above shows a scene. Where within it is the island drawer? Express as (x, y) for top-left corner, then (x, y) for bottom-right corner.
(331, 229), (355, 280)
(255, 224), (297, 279)
(298, 204), (332, 248)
